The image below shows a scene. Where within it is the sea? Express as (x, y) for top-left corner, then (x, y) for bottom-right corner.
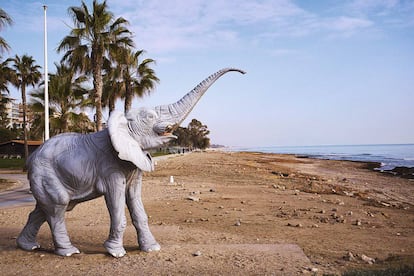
(228, 144), (414, 171)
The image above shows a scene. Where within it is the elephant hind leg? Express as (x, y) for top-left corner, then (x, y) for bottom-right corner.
(45, 205), (80, 256)
(17, 204), (46, 251)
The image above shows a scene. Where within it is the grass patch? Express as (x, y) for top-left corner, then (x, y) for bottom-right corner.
(0, 158), (25, 169)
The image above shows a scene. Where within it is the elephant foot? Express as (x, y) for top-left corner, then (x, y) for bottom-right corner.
(139, 240), (161, 252)
(104, 240), (126, 258)
(16, 235), (40, 251)
(55, 246), (81, 257)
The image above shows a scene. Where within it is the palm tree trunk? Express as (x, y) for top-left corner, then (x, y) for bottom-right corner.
(93, 61), (103, 131)
(124, 81), (132, 113)
(21, 85), (29, 169)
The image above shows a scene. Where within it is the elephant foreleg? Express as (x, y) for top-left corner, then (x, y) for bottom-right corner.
(46, 205), (80, 256)
(103, 183), (127, 258)
(126, 172), (160, 252)
(17, 204), (46, 251)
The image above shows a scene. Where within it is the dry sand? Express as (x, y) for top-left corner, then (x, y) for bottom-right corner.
(0, 151), (413, 275)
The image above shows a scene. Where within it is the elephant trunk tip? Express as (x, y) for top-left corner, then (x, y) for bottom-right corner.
(226, 67), (246, 75)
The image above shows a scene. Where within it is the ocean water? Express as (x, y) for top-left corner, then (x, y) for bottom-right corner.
(230, 144), (414, 170)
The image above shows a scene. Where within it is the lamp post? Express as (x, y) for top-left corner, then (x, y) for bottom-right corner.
(43, 5), (49, 140)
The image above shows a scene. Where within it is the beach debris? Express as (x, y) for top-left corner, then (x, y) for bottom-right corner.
(361, 254), (375, 265)
(169, 176), (174, 184)
(193, 250), (202, 257)
(209, 188), (216, 192)
(380, 201), (391, 207)
(186, 196), (200, 202)
(185, 218), (195, 223)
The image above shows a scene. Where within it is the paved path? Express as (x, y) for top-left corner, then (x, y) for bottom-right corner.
(0, 172), (34, 208)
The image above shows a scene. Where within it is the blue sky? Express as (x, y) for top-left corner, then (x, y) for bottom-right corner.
(1, 0), (414, 147)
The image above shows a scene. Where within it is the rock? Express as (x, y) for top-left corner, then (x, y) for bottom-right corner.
(209, 188), (216, 192)
(354, 219), (362, 226)
(235, 220), (241, 226)
(287, 223), (302, 227)
(344, 252), (356, 261)
(361, 254), (375, 264)
(187, 196), (200, 202)
(193, 250), (202, 257)
(272, 184), (286, 190)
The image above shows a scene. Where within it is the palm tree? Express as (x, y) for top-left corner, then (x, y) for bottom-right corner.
(30, 62), (93, 135)
(120, 49), (159, 113)
(11, 54), (41, 161)
(0, 8), (13, 53)
(57, 0), (133, 131)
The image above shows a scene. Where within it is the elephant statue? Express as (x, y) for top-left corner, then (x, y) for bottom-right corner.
(16, 68), (245, 257)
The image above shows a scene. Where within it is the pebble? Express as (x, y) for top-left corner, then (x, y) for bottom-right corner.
(186, 196), (200, 202)
(193, 250), (202, 257)
(355, 220), (362, 226)
(235, 220), (241, 226)
(344, 252), (356, 261)
(361, 254), (375, 265)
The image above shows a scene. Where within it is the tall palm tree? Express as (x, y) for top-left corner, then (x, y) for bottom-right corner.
(120, 49), (159, 113)
(11, 54), (41, 161)
(57, 0), (133, 131)
(30, 62), (93, 135)
(0, 8), (13, 53)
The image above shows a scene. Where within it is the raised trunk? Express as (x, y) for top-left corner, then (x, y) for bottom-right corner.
(155, 68), (245, 126)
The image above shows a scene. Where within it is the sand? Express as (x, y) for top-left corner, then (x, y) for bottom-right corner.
(0, 151), (413, 275)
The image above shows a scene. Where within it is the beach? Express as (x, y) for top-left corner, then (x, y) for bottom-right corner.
(0, 151), (413, 275)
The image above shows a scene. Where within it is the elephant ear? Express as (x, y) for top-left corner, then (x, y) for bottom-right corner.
(107, 111), (154, 172)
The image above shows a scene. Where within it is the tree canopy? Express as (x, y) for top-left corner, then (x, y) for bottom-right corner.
(170, 119), (211, 150)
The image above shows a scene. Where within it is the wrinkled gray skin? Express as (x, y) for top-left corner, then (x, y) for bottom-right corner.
(17, 68), (245, 258)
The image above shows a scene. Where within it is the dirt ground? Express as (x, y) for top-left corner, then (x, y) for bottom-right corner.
(0, 151), (413, 275)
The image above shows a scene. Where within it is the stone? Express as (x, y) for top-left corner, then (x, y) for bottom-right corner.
(187, 196), (200, 202)
(193, 250), (202, 257)
(344, 252), (356, 261)
(361, 254), (375, 264)
(235, 220), (241, 226)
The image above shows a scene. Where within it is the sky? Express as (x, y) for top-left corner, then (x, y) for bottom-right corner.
(1, 0), (414, 147)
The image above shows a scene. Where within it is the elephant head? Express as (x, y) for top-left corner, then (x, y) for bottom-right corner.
(108, 67), (245, 172)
